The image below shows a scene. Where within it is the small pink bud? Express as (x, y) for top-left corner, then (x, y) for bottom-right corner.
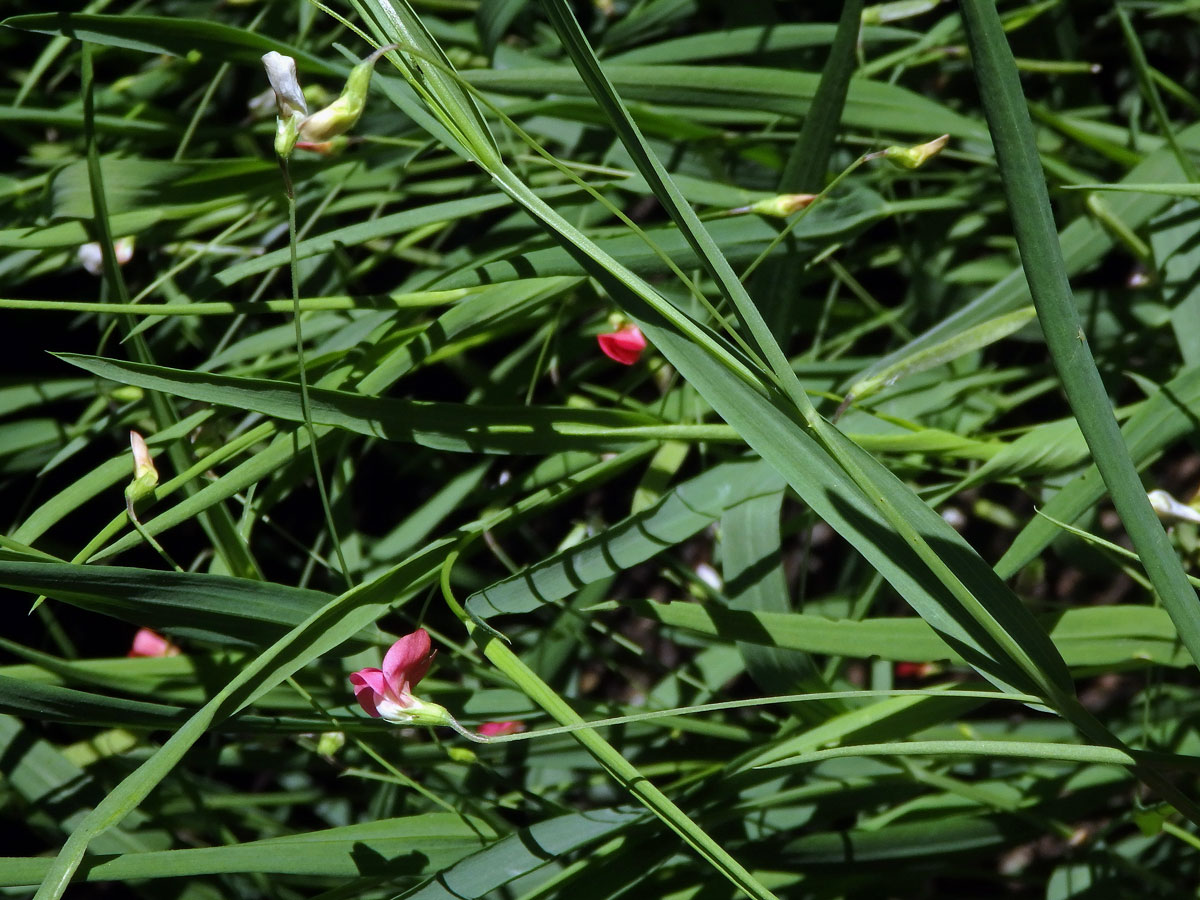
(894, 661), (937, 679)
(128, 628), (179, 658)
(477, 720), (525, 737)
(597, 325), (647, 365)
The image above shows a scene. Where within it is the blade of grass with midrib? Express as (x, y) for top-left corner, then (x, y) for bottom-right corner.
(959, 0), (1200, 672)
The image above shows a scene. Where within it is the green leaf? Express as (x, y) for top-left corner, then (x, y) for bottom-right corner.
(464, 65), (985, 138)
(57, 353), (708, 455)
(998, 361), (1200, 576)
(0, 559), (375, 649)
(467, 458), (783, 620)
(2, 13), (341, 75)
(961, 0), (1200, 673)
(630, 599), (1191, 670)
(398, 808), (641, 899)
(0, 815), (491, 885)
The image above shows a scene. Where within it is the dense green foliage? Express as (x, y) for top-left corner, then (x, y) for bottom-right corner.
(4, 1), (1200, 897)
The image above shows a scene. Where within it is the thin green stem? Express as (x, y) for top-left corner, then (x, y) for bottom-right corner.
(287, 182), (352, 589)
(462, 688), (1039, 745)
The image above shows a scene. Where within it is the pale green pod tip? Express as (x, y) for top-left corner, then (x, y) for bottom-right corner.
(878, 134), (950, 170)
(316, 731), (346, 757)
(299, 45), (396, 144)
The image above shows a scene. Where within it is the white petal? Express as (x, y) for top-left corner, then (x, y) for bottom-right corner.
(261, 51), (307, 118)
(113, 236), (135, 266)
(1148, 489), (1200, 525)
(694, 562), (722, 591)
(77, 242), (104, 275)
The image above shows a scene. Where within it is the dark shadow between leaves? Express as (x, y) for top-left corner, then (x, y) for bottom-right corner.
(349, 842), (427, 877)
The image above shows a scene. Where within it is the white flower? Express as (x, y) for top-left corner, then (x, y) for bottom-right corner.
(261, 51), (308, 120)
(78, 236), (135, 276)
(1148, 489), (1200, 525)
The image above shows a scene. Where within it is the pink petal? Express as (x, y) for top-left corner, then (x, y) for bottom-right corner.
(477, 720), (525, 737)
(382, 629), (436, 696)
(597, 326), (646, 365)
(128, 628), (177, 658)
(349, 668), (386, 717)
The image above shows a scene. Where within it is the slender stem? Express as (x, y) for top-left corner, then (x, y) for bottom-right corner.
(126, 498), (184, 573)
(287, 176), (352, 589)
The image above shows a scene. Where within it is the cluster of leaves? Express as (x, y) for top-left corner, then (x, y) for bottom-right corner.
(4, 1), (1200, 898)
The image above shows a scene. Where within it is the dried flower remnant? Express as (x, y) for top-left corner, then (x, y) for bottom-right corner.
(295, 136), (351, 156)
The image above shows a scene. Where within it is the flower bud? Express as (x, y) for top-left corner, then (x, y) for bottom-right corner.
(316, 731), (346, 757)
(477, 720), (525, 737)
(739, 193), (817, 218)
(262, 51), (308, 159)
(124, 430), (159, 506)
(597, 325), (646, 365)
(875, 134), (949, 170)
(128, 627), (179, 658)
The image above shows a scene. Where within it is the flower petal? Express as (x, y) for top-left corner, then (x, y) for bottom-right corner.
(128, 628), (177, 658)
(477, 720), (525, 737)
(349, 668), (386, 717)
(382, 629), (435, 695)
(597, 326), (646, 365)
(261, 51), (308, 118)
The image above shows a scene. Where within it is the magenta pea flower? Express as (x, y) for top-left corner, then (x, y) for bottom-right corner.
(597, 325), (646, 365)
(349, 629), (452, 727)
(128, 628), (179, 658)
(894, 661), (938, 679)
(477, 720), (525, 738)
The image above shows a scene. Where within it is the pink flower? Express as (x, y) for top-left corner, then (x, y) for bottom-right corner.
(597, 325), (646, 365)
(895, 661), (936, 679)
(477, 720), (525, 737)
(128, 628), (179, 658)
(349, 629), (451, 726)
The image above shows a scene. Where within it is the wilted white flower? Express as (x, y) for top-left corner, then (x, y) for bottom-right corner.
(261, 51), (308, 120)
